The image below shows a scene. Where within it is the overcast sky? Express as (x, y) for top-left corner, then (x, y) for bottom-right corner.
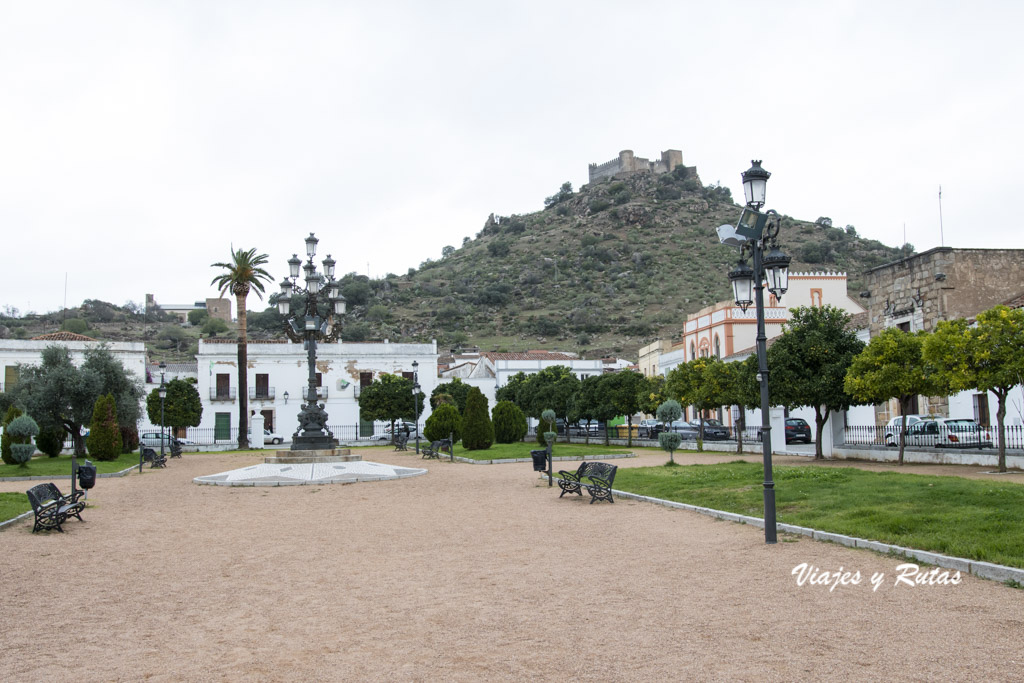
(2, 1), (1021, 317)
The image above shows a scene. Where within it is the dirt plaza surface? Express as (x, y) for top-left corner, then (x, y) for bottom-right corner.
(1, 448), (1022, 681)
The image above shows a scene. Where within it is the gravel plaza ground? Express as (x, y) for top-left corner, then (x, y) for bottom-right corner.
(1, 447), (1022, 681)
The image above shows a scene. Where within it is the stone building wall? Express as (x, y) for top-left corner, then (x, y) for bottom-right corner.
(861, 247), (1024, 421)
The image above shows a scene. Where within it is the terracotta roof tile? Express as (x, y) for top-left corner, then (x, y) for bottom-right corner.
(482, 351), (577, 361)
(30, 331), (97, 341)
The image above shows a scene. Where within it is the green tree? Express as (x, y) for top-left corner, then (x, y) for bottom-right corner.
(845, 328), (937, 465)
(656, 400), (684, 464)
(767, 305), (865, 459)
(666, 357), (733, 451)
(201, 317), (230, 337)
(187, 309), (209, 326)
(424, 403), (462, 443)
(495, 372), (529, 405)
(6, 414), (39, 466)
(158, 326), (190, 352)
(1, 404), (23, 465)
(431, 378), (472, 413)
(358, 373), (422, 433)
(573, 374), (618, 446)
(62, 318), (89, 334)
(518, 366), (580, 444)
(923, 306), (1024, 472)
(461, 387), (494, 450)
(544, 181), (573, 208)
(606, 369), (646, 447)
(87, 394), (122, 461)
(709, 360), (754, 454)
(146, 378), (203, 431)
(491, 401), (527, 443)
(211, 246), (273, 450)
(637, 374), (666, 417)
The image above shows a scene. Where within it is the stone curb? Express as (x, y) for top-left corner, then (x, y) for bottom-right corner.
(454, 453), (636, 465)
(611, 489), (1024, 585)
(0, 509), (35, 532)
(0, 464), (140, 483)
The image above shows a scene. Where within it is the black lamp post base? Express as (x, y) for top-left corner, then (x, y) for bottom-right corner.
(290, 434), (339, 451)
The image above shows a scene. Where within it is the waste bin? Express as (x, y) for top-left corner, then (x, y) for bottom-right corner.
(530, 449), (548, 472)
(78, 460), (97, 490)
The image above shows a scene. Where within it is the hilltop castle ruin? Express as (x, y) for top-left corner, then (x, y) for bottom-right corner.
(588, 148), (695, 184)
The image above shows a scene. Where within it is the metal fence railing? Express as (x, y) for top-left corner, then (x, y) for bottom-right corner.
(843, 423), (1023, 449)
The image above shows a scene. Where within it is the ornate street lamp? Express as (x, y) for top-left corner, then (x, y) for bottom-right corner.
(158, 361), (167, 461)
(725, 160), (791, 544)
(412, 359), (421, 454)
(275, 233), (347, 451)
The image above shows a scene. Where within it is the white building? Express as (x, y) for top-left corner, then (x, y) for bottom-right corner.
(1, 332), (147, 395)
(194, 338), (439, 441)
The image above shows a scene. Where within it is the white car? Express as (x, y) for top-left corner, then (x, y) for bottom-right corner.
(248, 428), (285, 444)
(140, 432), (191, 448)
(883, 415), (932, 446)
(905, 418), (993, 449)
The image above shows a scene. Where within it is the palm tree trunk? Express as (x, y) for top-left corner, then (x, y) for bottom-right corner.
(236, 292), (250, 450)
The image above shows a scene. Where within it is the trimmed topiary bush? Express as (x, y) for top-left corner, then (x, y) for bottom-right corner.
(492, 401), (527, 444)
(424, 404), (462, 444)
(658, 432), (683, 465)
(536, 408), (557, 446)
(1, 404), (23, 465)
(6, 414), (40, 467)
(36, 426), (65, 458)
(87, 394), (122, 461)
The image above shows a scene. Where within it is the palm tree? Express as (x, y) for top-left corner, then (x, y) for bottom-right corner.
(211, 247), (273, 450)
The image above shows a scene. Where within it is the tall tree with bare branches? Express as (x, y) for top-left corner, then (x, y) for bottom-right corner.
(211, 247), (273, 449)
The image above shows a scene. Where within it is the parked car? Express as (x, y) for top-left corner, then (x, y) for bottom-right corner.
(380, 421), (417, 440)
(263, 429), (284, 445)
(657, 420), (699, 440)
(784, 418), (812, 444)
(883, 415), (939, 446)
(905, 418), (993, 448)
(637, 419), (661, 439)
(689, 419), (730, 440)
(140, 432), (189, 448)
(569, 421), (602, 436)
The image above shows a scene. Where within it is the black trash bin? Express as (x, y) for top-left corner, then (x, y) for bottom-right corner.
(78, 460), (97, 490)
(530, 449), (548, 472)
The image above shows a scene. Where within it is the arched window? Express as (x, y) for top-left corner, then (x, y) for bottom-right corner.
(714, 335), (721, 358)
(690, 342), (696, 361)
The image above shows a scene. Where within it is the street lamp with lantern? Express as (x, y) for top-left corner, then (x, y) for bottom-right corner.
(275, 233), (347, 451)
(722, 160), (791, 544)
(158, 361), (167, 462)
(412, 360), (421, 454)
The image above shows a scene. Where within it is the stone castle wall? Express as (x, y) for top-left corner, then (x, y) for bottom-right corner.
(588, 148), (687, 183)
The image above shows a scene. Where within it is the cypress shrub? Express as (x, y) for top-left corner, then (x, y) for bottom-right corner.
(1, 404), (24, 465)
(492, 401), (527, 444)
(87, 394), (122, 461)
(36, 426), (65, 458)
(120, 425), (140, 454)
(424, 404), (462, 444)
(461, 387), (494, 450)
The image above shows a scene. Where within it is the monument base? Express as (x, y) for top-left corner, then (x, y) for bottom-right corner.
(265, 448), (360, 464)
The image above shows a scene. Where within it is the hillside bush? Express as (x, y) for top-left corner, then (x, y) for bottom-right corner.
(1, 404), (23, 465)
(62, 318), (89, 334)
(87, 394), (122, 461)
(461, 387), (494, 450)
(36, 426), (65, 457)
(492, 401), (527, 443)
(202, 317), (229, 337)
(424, 404), (462, 444)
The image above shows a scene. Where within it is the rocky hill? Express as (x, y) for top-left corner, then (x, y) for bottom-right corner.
(1, 168), (906, 362)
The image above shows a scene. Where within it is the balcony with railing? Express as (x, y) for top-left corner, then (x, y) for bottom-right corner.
(301, 386), (328, 400)
(249, 387), (276, 401)
(210, 387), (237, 401)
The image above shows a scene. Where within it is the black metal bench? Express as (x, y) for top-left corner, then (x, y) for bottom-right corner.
(422, 438), (452, 459)
(142, 447), (167, 468)
(393, 434), (409, 451)
(169, 439), (183, 458)
(26, 483), (86, 533)
(557, 461), (618, 504)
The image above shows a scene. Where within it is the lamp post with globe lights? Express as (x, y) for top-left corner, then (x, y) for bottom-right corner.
(722, 161), (791, 544)
(276, 233), (347, 451)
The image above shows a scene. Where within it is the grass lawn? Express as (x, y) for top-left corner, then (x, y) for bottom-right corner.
(400, 441), (634, 462)
(614, 460), (1024, 568)
(0, 492), (32, 523)
(0, 452), (143, 479)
